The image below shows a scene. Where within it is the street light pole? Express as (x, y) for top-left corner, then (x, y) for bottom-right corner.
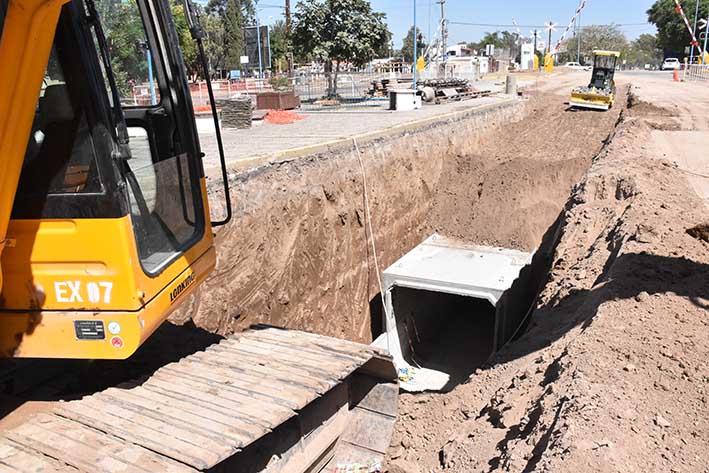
(256, 15), (263, 79)
(413, 0), (417, 89)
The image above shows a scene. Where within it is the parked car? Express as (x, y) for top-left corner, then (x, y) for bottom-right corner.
(563, 61), (585, 70)
(661, 58), (681, 70)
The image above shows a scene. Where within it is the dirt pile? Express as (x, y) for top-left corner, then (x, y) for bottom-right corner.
(384, 92), (709, 472)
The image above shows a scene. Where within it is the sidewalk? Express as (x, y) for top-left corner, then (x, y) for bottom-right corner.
(198, 86), (510, 173)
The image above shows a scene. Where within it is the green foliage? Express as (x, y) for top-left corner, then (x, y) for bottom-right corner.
(269, 75), (290, 89)
(624, 34), (664, 66)
(207, 0), (254, 70)
(171, 3), (199, 77)
(95, 0), (149, 95)
(468, 31), (519, 52)
(269, 19), (290, 71)
(400, 26), (426, 62)
(562, 25), (628, 64)
(292, 0), (391, 66)
(203, 12), (228, 76)
(648, 0), (708, 54)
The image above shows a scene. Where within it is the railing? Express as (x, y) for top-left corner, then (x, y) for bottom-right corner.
(685, 64), (709, 81)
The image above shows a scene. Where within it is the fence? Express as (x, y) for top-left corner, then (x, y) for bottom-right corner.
(685, 64), (709, 81)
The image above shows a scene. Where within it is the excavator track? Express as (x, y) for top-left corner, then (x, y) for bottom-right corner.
(0, 326), (398, 472)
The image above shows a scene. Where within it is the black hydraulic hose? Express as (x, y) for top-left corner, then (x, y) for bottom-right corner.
(181, 0), (232, 227)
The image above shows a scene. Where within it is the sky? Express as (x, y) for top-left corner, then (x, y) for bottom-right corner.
(258, 0), (659, 48)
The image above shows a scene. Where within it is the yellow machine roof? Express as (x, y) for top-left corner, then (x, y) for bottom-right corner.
(593, 50), (621, 57)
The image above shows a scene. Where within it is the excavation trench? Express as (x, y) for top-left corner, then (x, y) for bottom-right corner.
(170, 86), (626, 372)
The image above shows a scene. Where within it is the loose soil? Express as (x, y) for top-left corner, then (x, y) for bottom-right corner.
(383, 84), (709, 472)
(427, 87), (624, 252)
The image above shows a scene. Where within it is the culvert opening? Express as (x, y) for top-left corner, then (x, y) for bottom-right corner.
(372, 234), (535, 392)
(391, 287), (495, 390)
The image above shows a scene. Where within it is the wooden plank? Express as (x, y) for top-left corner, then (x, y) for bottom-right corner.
(101, 386), (268, 435)
(5, 414), (196, 473)
(166, 358), (316, 401)
(245, 328), (376, 357)
(55, 401), (221, 470)
(95, 389), (255, 444)
(145, 374), (297, 420)
(65, 396), (237, 457)
(187, 351), (331, 394)
(206, 344), (339, 381)
(247, 327), (382, 357)
(158, 361), (315, 407)
(228, 337), (361, 369)
(0, 438), (73, 472)
(215, 341), (353, 380)
(242, 331), (371, 364)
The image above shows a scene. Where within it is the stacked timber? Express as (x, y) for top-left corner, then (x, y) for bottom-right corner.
(218, 96), (253, 129)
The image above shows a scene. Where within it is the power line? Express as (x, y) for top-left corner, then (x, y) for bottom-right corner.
(449, 21), (652, 28)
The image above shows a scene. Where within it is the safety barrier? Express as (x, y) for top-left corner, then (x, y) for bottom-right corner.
(686, 64), (709, 81)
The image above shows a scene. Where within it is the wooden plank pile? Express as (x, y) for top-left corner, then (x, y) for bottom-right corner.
(218, 96), (253, 129)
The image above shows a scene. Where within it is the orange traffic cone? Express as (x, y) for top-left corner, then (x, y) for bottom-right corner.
(673, 69), (680, 82)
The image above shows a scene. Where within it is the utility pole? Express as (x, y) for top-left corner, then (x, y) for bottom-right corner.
(413, 0), (417, 89)
(437, 0), (447, 58)
(533, 29), (538, 66)
(285, 0), (292, 75)
(547, 21), (553, 55)
(577, 0), (582, 63)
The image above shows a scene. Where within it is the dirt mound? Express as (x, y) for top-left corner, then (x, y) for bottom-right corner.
(384, 86), (709, 473)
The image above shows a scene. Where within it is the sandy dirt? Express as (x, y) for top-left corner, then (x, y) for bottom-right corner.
(427, 80), (624, 252)
(384, 78), (709, 473)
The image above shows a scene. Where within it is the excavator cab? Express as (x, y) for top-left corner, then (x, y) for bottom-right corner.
(0, 0), (230, 358)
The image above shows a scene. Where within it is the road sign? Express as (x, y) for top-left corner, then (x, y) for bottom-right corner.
(545, 21), (557, 32)
(701, 32), (707, 41)
(699, 18), (707, 29)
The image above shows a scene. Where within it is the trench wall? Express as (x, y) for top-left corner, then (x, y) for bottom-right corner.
(170, 99), (529, 343)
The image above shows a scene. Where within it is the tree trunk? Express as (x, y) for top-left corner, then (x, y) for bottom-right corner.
(325, 60), (333, 97)
(332, 61), (340, 97)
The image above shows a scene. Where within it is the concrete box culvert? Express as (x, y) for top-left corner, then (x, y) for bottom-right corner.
(372, 234), (533, 392)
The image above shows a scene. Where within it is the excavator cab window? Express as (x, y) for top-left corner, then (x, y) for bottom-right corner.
(11, 0), (205, 275)
(0, 0), (6, 39)
(87, 0), (205, 275)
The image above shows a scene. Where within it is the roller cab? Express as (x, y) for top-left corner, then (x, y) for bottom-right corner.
(0, 0), (220, 358)
(570, 50), (620, 111)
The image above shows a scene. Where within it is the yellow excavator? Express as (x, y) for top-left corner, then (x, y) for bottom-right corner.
(0, 0), (397, 470)
(570, 50), (620, 111)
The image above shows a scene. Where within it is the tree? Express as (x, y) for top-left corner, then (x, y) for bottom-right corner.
(171, 3), (199, 79)
(95, 0), (150, 96)
(561, 25), (628, 64)
(648, 0), (707, 55)
(624, 33), (663, 67)
(203, 11), (228, 77)
(293, 0), (391, 96)
(269, 20), (290, 72)
(469, 31), (519, 52)
(207, 0), (254, 71)
(400, 26), (426, 62)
